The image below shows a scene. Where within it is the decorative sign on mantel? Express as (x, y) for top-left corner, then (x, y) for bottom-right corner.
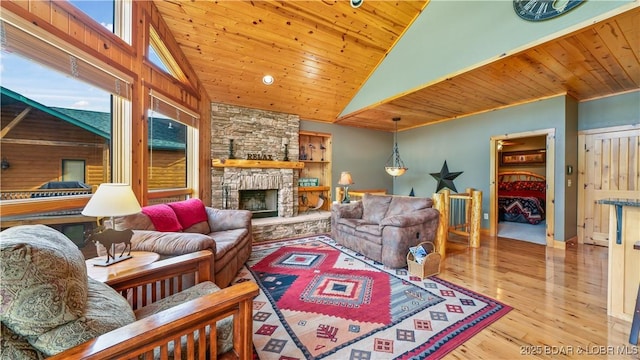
(212, 159), (304, 169)
(247, 154), (274, 161)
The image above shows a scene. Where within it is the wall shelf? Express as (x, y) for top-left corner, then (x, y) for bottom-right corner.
(299, 186), (330, 192)
(298, 131), (332, 211)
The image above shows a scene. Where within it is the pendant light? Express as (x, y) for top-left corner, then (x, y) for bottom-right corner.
(385, 117), (408, 177)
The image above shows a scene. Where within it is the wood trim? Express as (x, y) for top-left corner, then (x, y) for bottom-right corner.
(0, 196), (91, 217)
(212, 159), (305, 169)
(578, 123), (640, 135)
(498, 171), (546, 182)
(147, 188), (193, 200)
(490, 128), (556, 245)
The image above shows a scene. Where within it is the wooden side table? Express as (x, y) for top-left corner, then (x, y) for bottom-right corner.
(86, 251), (160, 283)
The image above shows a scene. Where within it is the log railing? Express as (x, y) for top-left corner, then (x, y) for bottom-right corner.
(1, 188), (94, 201)
(432, 188), (482, 258)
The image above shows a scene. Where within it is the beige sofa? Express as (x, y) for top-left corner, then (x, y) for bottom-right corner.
(331, 193), (440, 268)
(114, 199), (252, 288)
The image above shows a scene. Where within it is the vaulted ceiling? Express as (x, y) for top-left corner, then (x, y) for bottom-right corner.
(154, 1), (640, 132)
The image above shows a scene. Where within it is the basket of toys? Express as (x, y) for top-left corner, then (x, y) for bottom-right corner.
(407, 241), (441, 279)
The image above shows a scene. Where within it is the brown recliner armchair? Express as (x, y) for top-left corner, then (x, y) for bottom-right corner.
(331, 193), (440, 268)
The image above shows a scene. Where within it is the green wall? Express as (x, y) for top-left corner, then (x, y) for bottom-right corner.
(578, 91), (640, 130)
(299, 121), (393, 201)
(343, 0), (634, 116)
(395, 96), (573, 240)
(304, 91), (638, 242)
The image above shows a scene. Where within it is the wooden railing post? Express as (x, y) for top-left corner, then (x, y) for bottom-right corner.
(432, 192), (448, 258)
(470, 190), (482, 248)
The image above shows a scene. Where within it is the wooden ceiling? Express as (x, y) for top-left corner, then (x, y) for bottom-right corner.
(154, 1), (640, 132)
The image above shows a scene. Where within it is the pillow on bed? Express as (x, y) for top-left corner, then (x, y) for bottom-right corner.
(498, 182), (513, 191)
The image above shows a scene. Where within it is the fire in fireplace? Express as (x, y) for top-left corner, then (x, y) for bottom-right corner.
(239, 189), (278, 218)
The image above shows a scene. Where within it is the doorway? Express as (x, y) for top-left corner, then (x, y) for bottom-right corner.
(490, 129), (555, 247)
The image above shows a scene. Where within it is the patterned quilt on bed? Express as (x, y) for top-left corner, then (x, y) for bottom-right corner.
(498, 195), (545, 225)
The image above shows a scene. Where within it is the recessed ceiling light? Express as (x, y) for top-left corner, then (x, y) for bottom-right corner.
(262, 75), (274, 85)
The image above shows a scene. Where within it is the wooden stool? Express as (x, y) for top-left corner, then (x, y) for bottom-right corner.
(631, 241), (640, 345)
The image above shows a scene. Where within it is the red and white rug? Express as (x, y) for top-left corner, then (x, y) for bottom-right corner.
(233, 235), (511, 360)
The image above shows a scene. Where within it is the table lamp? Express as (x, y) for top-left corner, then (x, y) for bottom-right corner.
(338, 171), (355, 203)
(82, 183), (142, 266)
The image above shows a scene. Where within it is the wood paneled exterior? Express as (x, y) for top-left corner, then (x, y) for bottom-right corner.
(578, 125), (640, 246)
(1, 94), (187, 198)
(0, 105), (106, 190)
(148, 150), (186, 190)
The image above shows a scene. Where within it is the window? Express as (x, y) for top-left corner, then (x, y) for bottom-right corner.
(147, 92), (199, 203)
(0, 2), (132, 213)
(70, 0), (114, 33)
(0, 53), (113, 202)
(62, 160), (86, 182)
(148, 26), (188, 83)
(148, 108), (187, 190)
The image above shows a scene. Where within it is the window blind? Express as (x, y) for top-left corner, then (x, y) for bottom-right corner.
(0, 20), (132, 100)
(150, 90), (199, 129)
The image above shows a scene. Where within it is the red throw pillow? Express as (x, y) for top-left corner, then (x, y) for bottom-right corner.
(142, 204), (183, 232)
(167, 199), (208, 230)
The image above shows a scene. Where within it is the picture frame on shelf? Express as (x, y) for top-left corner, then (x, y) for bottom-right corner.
(500, 149), (546, 166)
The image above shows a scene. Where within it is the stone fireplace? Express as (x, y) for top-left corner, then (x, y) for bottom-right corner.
(211, 103), (301, 218)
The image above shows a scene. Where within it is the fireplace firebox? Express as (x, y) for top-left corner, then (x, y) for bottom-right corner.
(239, 189), (278, 218)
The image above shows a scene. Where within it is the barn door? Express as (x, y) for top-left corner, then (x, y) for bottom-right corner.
(578, 126), (639, 246)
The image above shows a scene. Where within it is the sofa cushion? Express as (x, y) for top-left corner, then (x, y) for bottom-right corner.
(134, 281), (220, 319)
(362, 194), (393, 223)
(135, 281), (233, 357)
(385, 196), (433, 217)
(355, 223), (383, 237)
(167, 199), (209, 231)
(142, 204), (183, 232)
(131, 231), (215, 256)
(337, 218), (370, 230)
(113, 212), (155, 231)
(183, 221), (211, 234)
(30, 278), (136, 356)
(0, 225), (88, 337)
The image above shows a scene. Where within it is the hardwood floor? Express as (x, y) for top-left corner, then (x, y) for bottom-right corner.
(439, 235), (638, 359)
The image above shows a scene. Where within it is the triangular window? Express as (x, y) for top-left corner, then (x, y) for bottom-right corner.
(148, 26), (188, 83)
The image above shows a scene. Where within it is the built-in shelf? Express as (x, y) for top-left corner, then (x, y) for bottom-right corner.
(212, 159), (304, 169)
(299, 186), (330, 192)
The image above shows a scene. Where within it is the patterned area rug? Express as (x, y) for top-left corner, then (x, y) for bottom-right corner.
(234, 235), (511, 360)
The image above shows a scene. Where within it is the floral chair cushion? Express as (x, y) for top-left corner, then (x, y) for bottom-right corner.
(1, 323), (45, 360)
(30, 278), (136, 356)
(0, 225), (88, 337)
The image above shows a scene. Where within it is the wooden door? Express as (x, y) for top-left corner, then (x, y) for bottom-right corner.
(578, 125), (640, 246)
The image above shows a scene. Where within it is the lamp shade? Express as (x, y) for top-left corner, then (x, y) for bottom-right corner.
(338, 171), (354, 186)
(82, 183), (142, 217)
(385, 117), (408, 177)
(385, 167), (407, 177)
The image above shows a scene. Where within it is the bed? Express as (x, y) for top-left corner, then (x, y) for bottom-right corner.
(498, 171), (546, 225)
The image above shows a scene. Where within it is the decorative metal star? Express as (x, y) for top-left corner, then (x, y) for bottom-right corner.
(430, 161), (463, 193)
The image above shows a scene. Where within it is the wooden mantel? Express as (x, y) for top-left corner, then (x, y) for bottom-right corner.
(212, 159), (304, 169)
